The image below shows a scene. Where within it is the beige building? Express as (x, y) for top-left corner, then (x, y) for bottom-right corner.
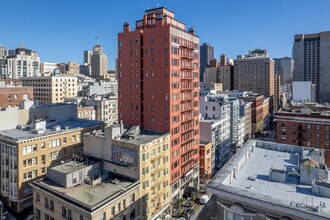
(91, 44), (108, 78)
(84, 95), (118, 126)
(65, 95), (118, 126)
(240, 100), (252, 140)
(0, 47), (40, 79)
(0, 118), (104, 215)
(40, 62), (58, 75)
(21, 75), (78, 104)
(77, 105), (96, 120)
(234, 49), (275, 113)
(217, 54), (233, 91)
(30, 160), (140, 220)
(83, 125), (171, 220)
(66, 62), (80, 75)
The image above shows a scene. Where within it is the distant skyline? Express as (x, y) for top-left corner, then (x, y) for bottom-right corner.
(1, 0), (330, 69)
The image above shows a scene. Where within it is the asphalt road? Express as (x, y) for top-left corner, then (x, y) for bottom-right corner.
(194, 195), (217, 220)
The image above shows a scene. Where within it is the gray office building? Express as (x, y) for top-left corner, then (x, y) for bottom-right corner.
(293, 31), (330, 103)
(200, 43), (214, 82)
(274, 57), (293, 85)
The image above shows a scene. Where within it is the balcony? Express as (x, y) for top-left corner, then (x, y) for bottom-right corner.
(180, 54), (194, 60)
(180, 43), (195, 50)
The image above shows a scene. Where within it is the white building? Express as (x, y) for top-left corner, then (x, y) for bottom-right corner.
(200, 93), (239, 170)
(40, 62), (58, 75)
(292, 81), (316, 102)
(81, 80), (118, 96)
(0, 47), (40, 79)
(207, 140), (330, 220)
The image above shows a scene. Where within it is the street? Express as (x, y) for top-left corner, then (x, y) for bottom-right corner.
(192, 195), (217, 220)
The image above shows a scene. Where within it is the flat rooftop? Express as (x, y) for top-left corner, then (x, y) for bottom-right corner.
(50, 160), (98, 175)
(208, 140), (330, 219)
(32, 176), (138, 211)
(0, 119), (103, 142)
(119, 129), (169, 145)
(92, 127), (169, 146)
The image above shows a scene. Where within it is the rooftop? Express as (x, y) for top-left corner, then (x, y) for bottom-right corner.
(208, 140), (330, 219)
(31, 174), (138, 211)
(50, 160), (98, 175)
(90, 125), (169, 146)
(0, 118), (103, 142)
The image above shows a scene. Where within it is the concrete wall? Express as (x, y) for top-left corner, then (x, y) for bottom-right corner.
(0, 103), (77, 130)
(292, 81), (313, 102)
(300, 166), (322, 185)
(47, 162), (100, 188)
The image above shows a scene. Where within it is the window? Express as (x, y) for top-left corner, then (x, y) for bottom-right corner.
(36, 209), (40, 220)
(50, 200), (54, 211)
(49, 152), (60, 161)
(62, 207), (67, 218)
(45, 198), (49, 209)
(23, 185), (33, 195)
(23, 170), (37, 181)
(316, 133), (320, 139)
(23, 145), (37, 155)
(316, 125), (321, 130)
(36, 193), (40, 202)
(68, 210), (72, 220)
(307, 124), (312, 130)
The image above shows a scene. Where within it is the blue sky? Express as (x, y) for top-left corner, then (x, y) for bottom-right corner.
(1, 0), (330, 69)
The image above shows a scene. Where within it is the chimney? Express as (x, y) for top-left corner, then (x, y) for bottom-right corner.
(120, 120), (124, 135)
(220, 54), (226, 66)
(123, 21), (130, 32)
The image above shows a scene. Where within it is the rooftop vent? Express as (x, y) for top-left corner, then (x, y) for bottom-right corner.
(53, 125), (61, 131)
(110, 178), (120, 185)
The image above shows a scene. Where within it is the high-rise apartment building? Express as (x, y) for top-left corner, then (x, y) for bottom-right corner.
(0, 47), (40, 79)
(84, 50), (92, 65)
(200, 43), (214, 82)
(118, 7), (200, 202)
(91, 45), (108, 78)
(274, 57), (293, 85)
(21, 75), (77, 104)
(293, 31), (330, 103)
(217, 54), (234, 91)
(234, 49), (275, 112)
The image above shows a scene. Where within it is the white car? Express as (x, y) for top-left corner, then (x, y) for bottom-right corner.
(199, 194), (211, 205)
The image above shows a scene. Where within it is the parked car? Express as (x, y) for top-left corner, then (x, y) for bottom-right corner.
(200, 194), (211, 205)
(184, 209), (195, 219)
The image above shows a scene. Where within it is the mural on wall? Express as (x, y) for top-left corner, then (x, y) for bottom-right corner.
(112, 145), (137, 167)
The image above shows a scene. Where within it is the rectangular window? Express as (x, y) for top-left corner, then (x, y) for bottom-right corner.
(62, 207), (67, 218)
(68, 210), (72, 220)
(45, 198), (49, 209)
